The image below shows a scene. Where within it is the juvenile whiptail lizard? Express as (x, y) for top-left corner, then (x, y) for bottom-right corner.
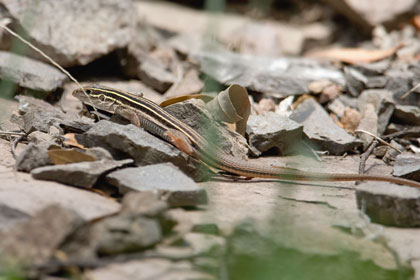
(72, 85), (420, 189)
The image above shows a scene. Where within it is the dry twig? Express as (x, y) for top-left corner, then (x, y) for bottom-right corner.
(355, 129), (402, 153)
(358, 139), (379, 176)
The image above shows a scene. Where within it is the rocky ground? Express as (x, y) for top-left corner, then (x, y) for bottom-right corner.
(1, 0), (420, 279)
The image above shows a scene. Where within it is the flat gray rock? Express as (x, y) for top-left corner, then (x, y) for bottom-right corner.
(356, 182), (420, 227)
(246, 112), (303, 156)
(15, 142), (54, 172)
(323, 0), (416, 30)
(196, 50), (345, 97)
(344, 67), (367, 97)
(76, 120), (201, 179)
(121, 192), (168, 218)
(393, 154), (420, 181)
(0, 170), (121, 221)
(393, 105), (420, 126)
(0, 51), (67, 92)
(137, 58), (177, 93)
(356, 103), (377, 148)
(0, 204), (83, 265)
(31, 159), (133, 188)
(14, 95), (93, 134)
(290, 98), (362, 155)
(106, 163), (207, 207)
(357, 89), (394, 135)
(1, 0), (132, 67)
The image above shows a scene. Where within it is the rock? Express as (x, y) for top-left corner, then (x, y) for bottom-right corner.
(85, 147), (114, 161)
(254, 98), (276, 115)
(15, 142), (54, 172)
(246, 112), (303, 156)
(76, 120), (201, 178)
(136, 57), (177, 93)
(353, 60), (391, 76)
(164, 69), (204, 98)
(344, 67), (367, 97)
(0, 0), (133, 67)
(393, 105), (420, 126)
(183, 232), (226, 256)
(165, 99), (249, 160)
(0, 203), (30, 233)
(31, 159), (133, 188)
(356, 182), (420, 227)
(366, 76), (388, 88)
(14, 95), (65, 133)
(58, 119), (94, 134)
(106, 163), (207, 207)
(319, 83), (342, 104)
(323, 0), (417, 31)
(328, 98), (346, 118)
(290, 98), (362, 155)
(385, 67), (420, 105)
(121, 192), (168, 217)
(13, 95), (93, 134)
(356, 104), (377, 148)
(393, 154), (420, 181)
(63, 214), (162, 259)
(27, 131), (54, 144)
(196, 50), (345, 97)
(357, 89), (394, 135)
(95, 215), (162, 256)
(0, 205), (83, 265)
(0, 170), (121, 221)
(138, 0), (331, 56)
(0, 51), (67, 92)
(382, 140), (405, 164)
(85, 259), (214, 280)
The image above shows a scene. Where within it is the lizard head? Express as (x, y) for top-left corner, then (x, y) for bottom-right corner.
(72, 84), (119, 114)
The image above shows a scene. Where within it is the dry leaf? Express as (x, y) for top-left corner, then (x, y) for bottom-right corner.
(48, 146), (96, 165)
(205, 84), (250, 136)
(306, 45), (401, 64)
(63, 133), (87, 150)
(160, 94), (214, 108)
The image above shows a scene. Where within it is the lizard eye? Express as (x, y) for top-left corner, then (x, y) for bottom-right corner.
(85, 89), (92, 94)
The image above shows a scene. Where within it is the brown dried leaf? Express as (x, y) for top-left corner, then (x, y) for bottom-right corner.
(205, 84), (250, 136)
(63, 133), (87, 150)
(48, 146), (96, 165)
(306, 46), (401, 64)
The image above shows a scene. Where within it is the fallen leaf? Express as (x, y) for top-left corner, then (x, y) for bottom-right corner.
(305, 45), (401, 64)
(63, 133), (87, 150)
(48, 146), (96, 165)
(205, 84), (250, 136)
